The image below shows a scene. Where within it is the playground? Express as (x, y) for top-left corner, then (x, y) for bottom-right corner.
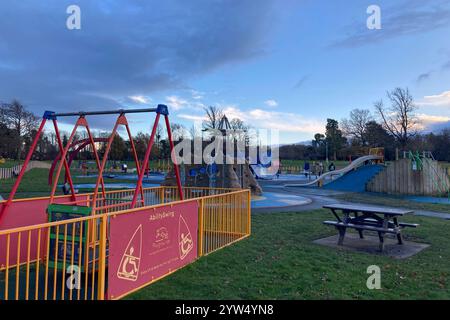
(0, 106), (251, 300)
(1, 107), (450, 301)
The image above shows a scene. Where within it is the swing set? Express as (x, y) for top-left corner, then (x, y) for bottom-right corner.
(0, 104), (252, 300)
(0, 104), (183, 224)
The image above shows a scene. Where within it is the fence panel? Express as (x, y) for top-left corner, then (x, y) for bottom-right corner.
(199, 190), (251, 256)
(0, 187), (251, 300)
(0, 215), (106, 300)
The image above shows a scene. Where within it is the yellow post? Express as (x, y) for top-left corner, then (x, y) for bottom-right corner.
(198, 199), (204, 257)
(247, 190), (251, 235)
(160, 186), (165, 204)
(97, 214), (108, 300)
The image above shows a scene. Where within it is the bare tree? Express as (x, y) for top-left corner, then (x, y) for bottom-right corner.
(202, 106), (223, 131)
(1, 100), (39, 159)
(341, 109), (372, 145)
(189, 124), (201, 140)
(170, 122), (185, 141)
(374, 88), (418, 148)
(156, 124), (164, 153)
(230, 118), (251, 145)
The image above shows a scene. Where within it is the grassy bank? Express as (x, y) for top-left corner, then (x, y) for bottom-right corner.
(333, 192), (450, 213)
(127, 210), (450, 300)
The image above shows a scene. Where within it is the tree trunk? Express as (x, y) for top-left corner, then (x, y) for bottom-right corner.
(16, 136), (22, 160)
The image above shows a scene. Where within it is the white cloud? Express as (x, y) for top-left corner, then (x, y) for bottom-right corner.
(177, 114), (206, 122)
(417, 90), (450, 108)
(128, 95), (151, 104)
(264, 99), (278, 107)
(165, 95), (188, 110)
(416, 113), (450, 130)
(215, 105), (323, 134)
(191, 90), (204, 100)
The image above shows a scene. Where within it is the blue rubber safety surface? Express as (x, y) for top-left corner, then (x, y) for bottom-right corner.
(251, 192), (310, 208)
(323, 165), (385, 192)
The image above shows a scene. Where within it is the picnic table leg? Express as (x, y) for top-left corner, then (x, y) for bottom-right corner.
(393, 217), (403, 245)
(377, 232), (385, 252)
(337, 226), (346, 246)
(358, 229), (364, 239)
(377, 215), (392, 252)
(396, 232), (403, 245)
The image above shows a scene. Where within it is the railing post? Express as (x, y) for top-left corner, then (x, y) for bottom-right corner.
(246, 190), (251, 235)
(97, 214), (108, 300)
(160, 186), (165, 204)
(198, 198), (204, 257)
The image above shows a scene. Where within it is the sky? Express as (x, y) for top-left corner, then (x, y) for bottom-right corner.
(0, 0), (450, 144)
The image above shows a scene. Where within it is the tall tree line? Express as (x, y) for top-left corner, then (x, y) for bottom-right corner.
(0, 100), (186, 161)
(280, 88), (450, 162)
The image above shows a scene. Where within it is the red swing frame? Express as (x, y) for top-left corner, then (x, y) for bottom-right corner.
(0, 105), (183, 223)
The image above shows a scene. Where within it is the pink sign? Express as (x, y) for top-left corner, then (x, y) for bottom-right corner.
(107, 200), (198, 299)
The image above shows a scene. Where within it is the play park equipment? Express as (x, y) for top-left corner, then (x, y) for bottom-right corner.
(367, 151), (450, 198)
(250, 164), (278, 180)
(0, 105), (251, 300)
(164, 114), (263, 195)
(47, 137), (108, 185)
(322, 164), (385, 192)
(249, 151), (280, 180)
(285, 154), (383, 188)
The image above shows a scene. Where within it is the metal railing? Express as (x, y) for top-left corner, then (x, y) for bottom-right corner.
(0, 214), (106, 300)
(0, 186), (251, 300)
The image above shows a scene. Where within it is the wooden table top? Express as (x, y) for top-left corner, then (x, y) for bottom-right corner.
(323, 203), (414, 216)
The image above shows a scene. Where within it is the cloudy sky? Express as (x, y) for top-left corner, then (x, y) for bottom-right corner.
(1, 0), (450, 143)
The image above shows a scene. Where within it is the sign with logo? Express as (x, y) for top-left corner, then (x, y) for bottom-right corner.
(108, 200), (198, 299)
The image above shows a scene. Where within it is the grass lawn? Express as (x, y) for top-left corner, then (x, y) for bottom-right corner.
(0, 159), (23, 168)
(126, 210), (450, 300)
(0, 168), (143, 199)
(281, 160), (350, 170)
(333, 192), (450, 213)
(72, 159), (170, 170)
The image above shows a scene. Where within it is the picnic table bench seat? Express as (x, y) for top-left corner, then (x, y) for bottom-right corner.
(322, 203), (418, 252)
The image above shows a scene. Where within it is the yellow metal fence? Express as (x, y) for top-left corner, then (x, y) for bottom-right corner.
(0, 186), (251, 300)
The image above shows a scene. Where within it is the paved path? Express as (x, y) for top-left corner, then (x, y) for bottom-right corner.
(254, 181), (450, 220)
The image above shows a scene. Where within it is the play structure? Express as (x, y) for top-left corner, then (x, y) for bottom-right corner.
(367, 151), (450, 198)
(0, 105), (251, 300)
(164, 115), (263, 195)
(249, 150), (280, 180)
(285, 148), (450, 199)
(285, 153), (384, 188)
(47, 137), (108, 185)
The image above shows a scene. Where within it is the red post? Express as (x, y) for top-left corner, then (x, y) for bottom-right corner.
(84, 121), (107, 203)
(52, 119), (77, 201)
(125, 123), (145, 205)
(90, 117), (122, 212)
(130, 113), (161, 208)
(0, 118), (47, 222)
(164, 115), (184, 201)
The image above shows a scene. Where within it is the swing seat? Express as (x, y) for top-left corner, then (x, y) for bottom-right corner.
(47, 203), (92, 219)
(47, 204), (94, 270)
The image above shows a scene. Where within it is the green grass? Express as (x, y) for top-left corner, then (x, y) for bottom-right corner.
(281, 160), (350, 169)
(0, 168), (141, 199)
(72, 159), (170, 170)
(2, 165), (450, 299)
(126, 210), (450, 300)
(333, 192), (450, 213)
(0, 159), (23, 168)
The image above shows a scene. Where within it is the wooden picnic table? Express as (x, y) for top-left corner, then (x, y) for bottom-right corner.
(322, 203), (418, 252)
